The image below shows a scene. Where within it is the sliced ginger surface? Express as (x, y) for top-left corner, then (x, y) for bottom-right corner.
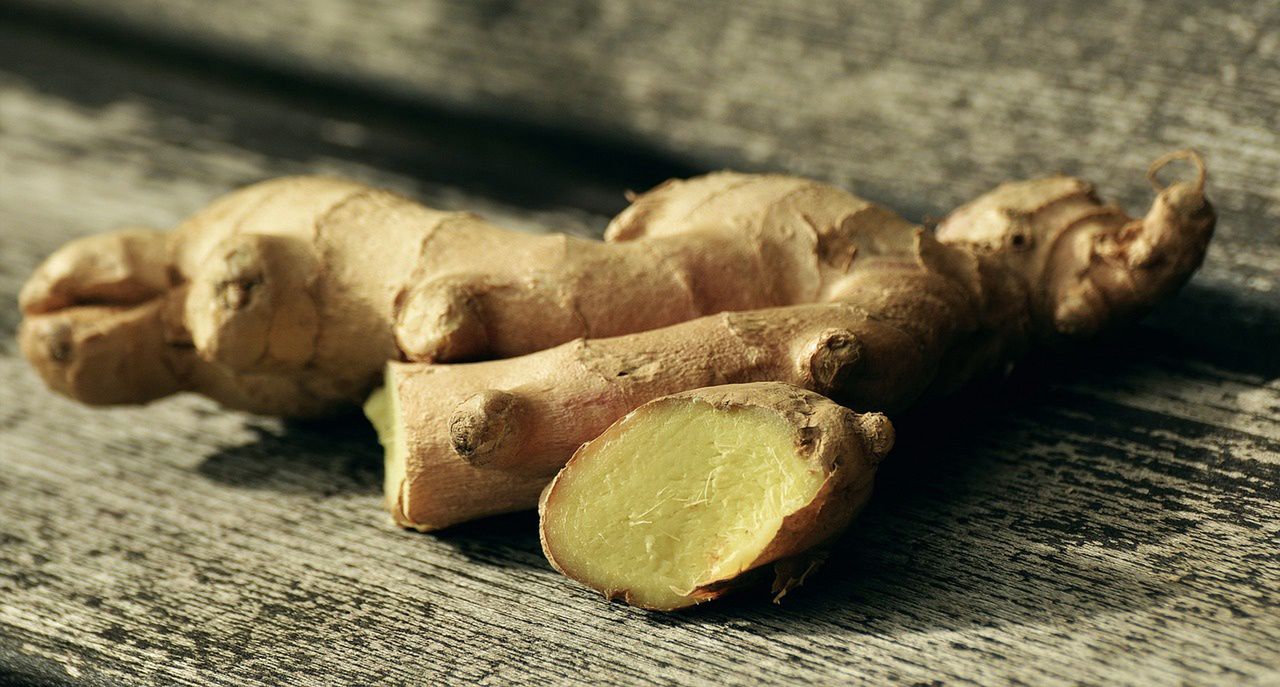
(541, 399), (827, 610)
(364, 382), (408, 513)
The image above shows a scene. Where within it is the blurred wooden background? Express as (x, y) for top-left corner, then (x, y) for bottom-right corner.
(1, 1), (1276, 685)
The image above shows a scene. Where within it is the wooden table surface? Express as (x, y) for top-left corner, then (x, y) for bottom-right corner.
(1, 2), (1277, 685)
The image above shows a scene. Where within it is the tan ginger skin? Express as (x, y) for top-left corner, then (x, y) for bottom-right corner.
(20, 176), (844, 416)
(19, 153), (1215, 532)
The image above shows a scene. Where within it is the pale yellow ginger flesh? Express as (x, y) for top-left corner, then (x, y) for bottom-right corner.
(541, 403), (824, 610)
(363, 383), (408, 514)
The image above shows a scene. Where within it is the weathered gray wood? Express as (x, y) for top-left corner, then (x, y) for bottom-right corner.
(9, 1), (1280, 242)
(0, 7), (1277, 687)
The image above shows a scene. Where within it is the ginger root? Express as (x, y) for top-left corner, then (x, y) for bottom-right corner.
(539, 382), (892, 610)
(20, 152), (1216, 609)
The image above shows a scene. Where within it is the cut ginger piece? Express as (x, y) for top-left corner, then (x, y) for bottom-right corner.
(539, 382), (893, 610)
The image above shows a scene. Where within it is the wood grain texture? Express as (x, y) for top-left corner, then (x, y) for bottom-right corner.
(9, 1), (1280, 237)
(0, 6), (1277, 687)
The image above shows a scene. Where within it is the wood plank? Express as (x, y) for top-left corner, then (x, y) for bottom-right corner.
(0, 13), (1277, 687)
(10, 0), (1280, 240)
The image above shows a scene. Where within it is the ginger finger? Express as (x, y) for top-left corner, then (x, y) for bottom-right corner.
(19, 227), (170, 315)
(366, 301), (929, 530)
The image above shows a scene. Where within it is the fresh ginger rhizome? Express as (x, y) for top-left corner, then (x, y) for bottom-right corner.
(20, 153), (1214, 609)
